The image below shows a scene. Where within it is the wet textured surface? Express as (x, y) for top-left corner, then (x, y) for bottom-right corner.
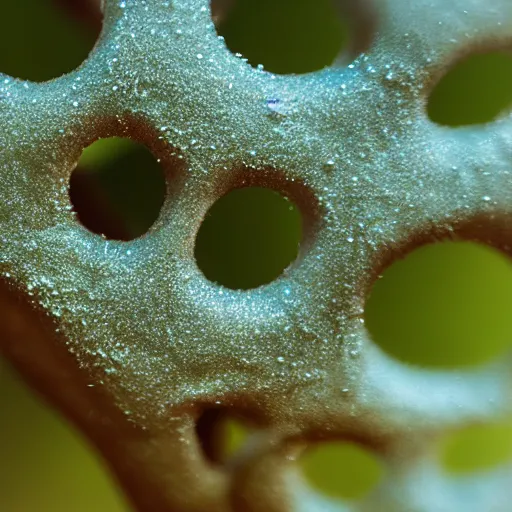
(0, 0), (512, 510)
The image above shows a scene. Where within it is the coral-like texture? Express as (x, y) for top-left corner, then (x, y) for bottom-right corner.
(1, 0), (512, 510)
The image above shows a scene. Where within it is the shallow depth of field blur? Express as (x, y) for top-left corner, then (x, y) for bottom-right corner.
(2, 1), (512, 510)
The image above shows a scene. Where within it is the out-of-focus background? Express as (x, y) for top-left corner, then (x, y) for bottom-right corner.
(2, 0), (512, 510)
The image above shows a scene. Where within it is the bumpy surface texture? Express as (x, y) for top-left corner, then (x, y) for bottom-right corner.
(1, 0), (512, 511)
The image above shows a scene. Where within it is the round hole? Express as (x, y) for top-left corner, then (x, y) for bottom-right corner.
(300, 442), (383, 500)
(365, 242), (512, 368)
(212, 0), (350, 74)
(69, 137), (167, 241)
(440, 421), (512, 475)
(0, 0), (101, 82)
(428, 50), (512, 126)
(194, 187), (302, 290)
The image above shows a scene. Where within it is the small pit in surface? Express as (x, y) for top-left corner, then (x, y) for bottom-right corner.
(69, 137), (167, 241)
(195, 187), (302, 290)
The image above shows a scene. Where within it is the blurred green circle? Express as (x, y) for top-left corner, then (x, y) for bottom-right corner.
(365, 242), (512, 367)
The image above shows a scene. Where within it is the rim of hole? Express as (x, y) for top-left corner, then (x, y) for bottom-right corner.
(211, 0), (377, 75)
(69, 137), (167, 241)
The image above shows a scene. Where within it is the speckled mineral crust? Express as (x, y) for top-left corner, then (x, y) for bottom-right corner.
(1, 0), (512, 511)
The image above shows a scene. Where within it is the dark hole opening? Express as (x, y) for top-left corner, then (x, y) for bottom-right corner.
(0, 0), (101, 82)
(69, 137), (167, 241)
(428, 50), (512, 126)
(196, 408), (252, 464)
(194, 187), (302, 290)
(212, 0), (350, 75)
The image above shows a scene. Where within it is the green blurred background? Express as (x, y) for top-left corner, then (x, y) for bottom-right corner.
(2, 0), (512, 509)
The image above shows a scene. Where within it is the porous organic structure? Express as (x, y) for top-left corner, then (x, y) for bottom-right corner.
(1, 1), (512, 511)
